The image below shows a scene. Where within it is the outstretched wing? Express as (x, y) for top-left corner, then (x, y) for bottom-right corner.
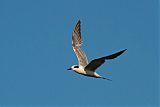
(72, 20), (88, 67)
(85, 49), (127, 71)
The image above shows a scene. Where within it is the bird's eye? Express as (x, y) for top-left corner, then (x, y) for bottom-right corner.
(74, 66), (79, 68)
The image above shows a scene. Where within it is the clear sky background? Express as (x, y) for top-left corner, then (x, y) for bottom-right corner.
(0, 0), (158, 107)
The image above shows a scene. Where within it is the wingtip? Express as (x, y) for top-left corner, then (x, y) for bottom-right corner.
(74, 19), (81, 28)
(105, 49), (127, 60)
(124, 49), (127, 51)
(77, 19), (81, 24)
(121, 49), (127, 53)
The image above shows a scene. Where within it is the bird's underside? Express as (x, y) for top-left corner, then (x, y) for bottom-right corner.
(75, 71), (111, 80)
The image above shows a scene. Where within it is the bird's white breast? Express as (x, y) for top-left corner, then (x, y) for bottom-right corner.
(74, 67), (100, 77)
(74, 67), (86, 74)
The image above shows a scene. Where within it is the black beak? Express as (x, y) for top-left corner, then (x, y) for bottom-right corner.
(67, 68), (72, 70)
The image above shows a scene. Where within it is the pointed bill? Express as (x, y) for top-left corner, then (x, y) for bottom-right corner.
(72, 20), (88, 67)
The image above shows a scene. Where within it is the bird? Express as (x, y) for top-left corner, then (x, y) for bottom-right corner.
(67, 20), (127, 80)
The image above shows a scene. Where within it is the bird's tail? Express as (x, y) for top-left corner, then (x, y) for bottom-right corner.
(105, 49), (127, 60)
(101, 77), (112, 81)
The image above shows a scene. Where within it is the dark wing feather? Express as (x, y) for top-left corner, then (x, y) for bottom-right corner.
(85, 49), (127, 71)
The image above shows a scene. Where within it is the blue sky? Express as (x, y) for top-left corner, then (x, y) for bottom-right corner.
(0, 0), (158, 107)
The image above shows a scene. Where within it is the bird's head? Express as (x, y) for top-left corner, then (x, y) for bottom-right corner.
(67, 65), (79, 71)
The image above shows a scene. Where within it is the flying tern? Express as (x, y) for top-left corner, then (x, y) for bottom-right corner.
(67, 20), (127, 80)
